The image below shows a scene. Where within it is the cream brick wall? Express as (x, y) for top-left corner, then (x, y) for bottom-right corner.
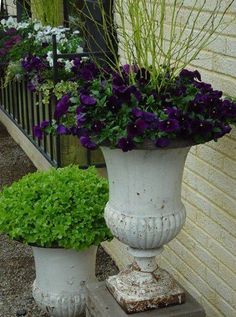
(112, 1), (236, 317)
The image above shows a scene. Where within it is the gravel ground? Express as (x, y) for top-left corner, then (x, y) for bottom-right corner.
(0, 122), (119, 317)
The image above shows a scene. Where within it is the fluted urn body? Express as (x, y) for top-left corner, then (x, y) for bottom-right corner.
(101, 145), (190, 313)
(32, 246), (97, 317)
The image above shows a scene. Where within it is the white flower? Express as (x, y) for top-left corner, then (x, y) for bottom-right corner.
(1, 19), (6, 26)
(33, 22), (42, 32)
(64, 60), (74, 72)
(73, 30), (80, 35)
(76, 46), (83, 54)
(46, 51), (54, 67)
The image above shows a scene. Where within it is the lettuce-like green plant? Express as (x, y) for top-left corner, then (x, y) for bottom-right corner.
(0, 166), (111, 250)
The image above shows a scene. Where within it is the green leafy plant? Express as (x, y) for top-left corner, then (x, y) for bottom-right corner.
(0, 166), (111, 250)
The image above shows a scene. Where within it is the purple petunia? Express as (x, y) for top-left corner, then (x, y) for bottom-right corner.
(54, 95), (70, 120)
(155, 137), (171, 148)
(57, 124), (68, 135)
(33, 125), (43, 139)
(127, 119), (148, 137)
(159, 119), (180, 133)
(80, 136), (97, 150)
(80, 94), (97, 106)
(117, 137), (135, 152)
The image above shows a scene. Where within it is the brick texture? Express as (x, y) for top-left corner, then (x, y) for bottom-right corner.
(117, 2), (236, 317)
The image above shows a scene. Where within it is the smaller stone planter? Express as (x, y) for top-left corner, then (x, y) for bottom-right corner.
(32, 246), (97, 317)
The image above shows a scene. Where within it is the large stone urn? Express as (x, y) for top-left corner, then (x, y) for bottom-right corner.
(32, 246), (97, 317)
(101, 144), (191, 313)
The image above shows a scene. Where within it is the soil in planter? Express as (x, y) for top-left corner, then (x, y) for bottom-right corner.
(0, 122), (119, 317)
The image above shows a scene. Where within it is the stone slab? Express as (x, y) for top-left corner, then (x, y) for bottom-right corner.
(86, 282), (206, 317)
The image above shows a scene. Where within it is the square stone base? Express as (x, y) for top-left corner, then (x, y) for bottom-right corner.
(86, 282), (206, 317)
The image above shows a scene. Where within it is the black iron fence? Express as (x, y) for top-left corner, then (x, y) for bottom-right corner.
(0, 76), (61, 167)
(0, 0), (116, 169)
(0, 39), (113, 168)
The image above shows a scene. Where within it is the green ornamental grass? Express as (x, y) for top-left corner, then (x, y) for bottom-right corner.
(0, 166), (111, 250)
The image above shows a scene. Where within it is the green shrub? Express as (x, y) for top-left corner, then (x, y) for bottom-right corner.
(0, 166), (111, 250)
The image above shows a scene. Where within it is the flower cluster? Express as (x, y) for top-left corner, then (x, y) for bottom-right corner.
(36, 61), (236, 151)
(0, 17), (83, 89)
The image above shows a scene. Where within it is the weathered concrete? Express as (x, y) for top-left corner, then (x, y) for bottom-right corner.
(86, 282), (206, 317)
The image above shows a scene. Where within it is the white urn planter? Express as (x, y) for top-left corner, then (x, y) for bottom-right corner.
(32, 246), (97, 317)
(101, 144), (191, 313)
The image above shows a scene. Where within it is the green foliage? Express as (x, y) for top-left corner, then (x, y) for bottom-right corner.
(0, 166), (111, 250)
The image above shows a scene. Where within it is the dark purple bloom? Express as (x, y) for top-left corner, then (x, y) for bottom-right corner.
(27, 81), (36, 92)
(92, 120), (104, 133)
(54, 95), (70, 120)
(22, 55), (45, 73)
(0, 48), (7, 56)
(190, 120), (213, 135)
(132, 107), (143, 118)
(159, 119), (180, 133)
(127, 119), (148, 137)
(5, 28), (17, 35)
(80, 94), (97, 106)
(164, 107), (181, 119)
(57, 124), (68, 135)
(180, 69), (201, 82)
(77, 112), (86, 128)
(117, 137), (134, 152)
(33, 125), (43, 139)
(213, 123), (232, 139)
(41, 120), (50, 129)
(136, 68), (151, 86)
(122, 64), (138, 74)
(221, 100), (236, 119)
(107, 95), (122, 113)
(79, 63), (99, 81)
(112, 73), (125, 87)
(155, 137), (171, 148)
(80, 136), (97, 150)
(194, 81), (213, 94)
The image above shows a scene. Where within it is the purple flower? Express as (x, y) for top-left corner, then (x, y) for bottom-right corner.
(180, 69), (201, 82)
(117, 137), (134, 152)
(213, 123), (232, 139)
(122, 64), (138, 74)
(127, 119), (148, 137)
(190, 120), (213, 135)
(113, 85), (133, 103)
(54, 95), (70, 120)
(57, 124), (68, 135)
(0, 48), (7, 56)
(164, 107), (181, 119)
(221, 100), (236, 119)
(107, 95), (122, 113)
(27, 81), (36, 92)
(80, 94), (97, 106)
(77, 112), (86, 128)
(159, 119), (180, 133)
(155, 137), (171, 148)
(80, 136), (97, 150)
(41, 120), (50, 129)
(22, 55), (45, 73)
(92, 120), (104, 133)
(194, 81), (213, 94)
(33, 125), (43, 139)
(5, 28), (17, 35)
(79, 63), (99, 81)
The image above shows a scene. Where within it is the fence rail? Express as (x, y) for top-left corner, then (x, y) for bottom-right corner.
(0, 77), (60, 167)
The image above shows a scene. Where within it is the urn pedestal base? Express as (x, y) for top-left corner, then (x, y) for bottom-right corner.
(106, 266), (185, 314)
